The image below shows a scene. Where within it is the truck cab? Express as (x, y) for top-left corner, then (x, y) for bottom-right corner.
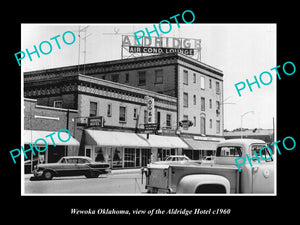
(143, 139), (274, 194)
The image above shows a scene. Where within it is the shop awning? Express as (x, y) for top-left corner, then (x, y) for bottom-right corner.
(85, 130), (150, 148)
(138, 134), (189, 149)
(84, 130), (189, 149)
(24, 130), (80, 146)
(183, 138), (219, 151)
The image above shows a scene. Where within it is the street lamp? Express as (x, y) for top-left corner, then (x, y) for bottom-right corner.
(241, 111), (254, 139)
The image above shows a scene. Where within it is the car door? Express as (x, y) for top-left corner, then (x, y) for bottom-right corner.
(76, 158), (90, 175)
(64, 158), (78, 176)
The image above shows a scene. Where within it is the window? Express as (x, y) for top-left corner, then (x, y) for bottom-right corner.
(193, 95), (196, 105)
(209, 99), (212, 109)
(166, 114), (171, 127)
(193, 73), (196, 83)
(216, 101), (220, 110)
(119, 106), (126, 122)
(102, 75), (105, 80)
(193, 116), (196, 127)
(138, 71), (146, 85)
(200, 76), (205, 89)
(133, 108), (138, 120)
(183, 92), (188, 107)
(125, 73), (129, 83)
(216, 81), (220, 94)
(155, 69), (163, 84)
(209, 79), (212, 88)
(112, 74), (119, 82)
(251, 144), (272, 160)
(107, 104), (112, 117)
(89, 102), (97, 117)
(183, 70), (188, 85)
(53, 100), (62, 108)
(183, 115), (188, 121)
(216, 101), (220, 116)
(209, 119), (212, 129)
(200, 117), (206, 134)
(216, 146), (242, 157)
(216, 120), (221, 133)
(77, 158), (89, 164)
(95, 147), (105, 162)
(124, 148), (135, 168)
(201, 97), (205, 111)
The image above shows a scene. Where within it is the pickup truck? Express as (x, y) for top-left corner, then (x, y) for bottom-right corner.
(142, 139), (274, 194)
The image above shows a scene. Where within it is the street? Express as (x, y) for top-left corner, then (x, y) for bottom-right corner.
(24, 171), (147, 194)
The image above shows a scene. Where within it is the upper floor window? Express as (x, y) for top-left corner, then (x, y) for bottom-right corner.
(155, 69), (163, 84)
(200, 76), (205, 89)
(112, 74), (119, 83)
(183, 70), (188, 85)
(216, 81), (220, 94)
(89, 102), (97, 117)
(119, 106), (126, 122)
(53, 100), (62, 108)
(138, 71), (146, 86)
(183, 92), (189, 107)
(107, 104), (112, 117)
(125, 73), (129, 83)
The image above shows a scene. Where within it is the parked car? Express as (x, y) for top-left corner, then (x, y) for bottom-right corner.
(201, 156), (215, 164)
(32, 156), (111, 180)
(153, 155), (198, 165)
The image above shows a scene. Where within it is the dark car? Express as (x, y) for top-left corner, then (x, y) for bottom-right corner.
(32, 156), (111, 180)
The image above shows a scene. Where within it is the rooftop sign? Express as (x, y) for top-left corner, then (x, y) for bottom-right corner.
(121, 35), (201, 59)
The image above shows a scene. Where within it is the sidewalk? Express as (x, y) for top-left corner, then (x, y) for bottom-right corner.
(111, 168), (142, 175)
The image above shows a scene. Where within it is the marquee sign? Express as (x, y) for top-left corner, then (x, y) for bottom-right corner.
(121, 35), (201, 59)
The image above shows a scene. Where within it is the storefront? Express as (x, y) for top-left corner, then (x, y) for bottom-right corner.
(84, 129), (189, 169)
(182, 137), (224, 160)
(24, 130), (80, 173)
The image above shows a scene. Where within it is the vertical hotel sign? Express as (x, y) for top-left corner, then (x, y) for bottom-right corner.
(144, 96), (155, 123)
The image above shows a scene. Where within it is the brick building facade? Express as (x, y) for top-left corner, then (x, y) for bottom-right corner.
(24, 98), (79, 173)
(24, 52), (224, 168)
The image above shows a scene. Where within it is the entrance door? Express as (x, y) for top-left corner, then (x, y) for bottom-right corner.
(141, 149), (151, 166)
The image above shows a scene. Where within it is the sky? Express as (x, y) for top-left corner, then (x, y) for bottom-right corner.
(21, 23), (276, 131)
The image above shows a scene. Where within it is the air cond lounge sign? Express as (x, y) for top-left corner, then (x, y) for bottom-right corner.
(122, 35), (200, 56)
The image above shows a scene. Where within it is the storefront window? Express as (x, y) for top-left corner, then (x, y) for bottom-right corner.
(124, 148), (135, 168)
(112, 148), (123, 168)
(141, 149), (151, 166)
(157, 148), (171, 161)
(95, 147), (105, 162)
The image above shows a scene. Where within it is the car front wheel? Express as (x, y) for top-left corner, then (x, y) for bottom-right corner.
(43, 170), (53, 180)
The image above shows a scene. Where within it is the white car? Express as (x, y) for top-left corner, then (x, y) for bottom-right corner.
(153, 155), (193, 165)
(201, 156), (215, 164)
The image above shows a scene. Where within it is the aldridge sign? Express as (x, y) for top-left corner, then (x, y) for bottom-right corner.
(122, 35), (200, 56)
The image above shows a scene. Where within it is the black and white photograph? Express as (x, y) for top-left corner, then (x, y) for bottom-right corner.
(3, 5), (298, 221)
(20, 23), (277, 195)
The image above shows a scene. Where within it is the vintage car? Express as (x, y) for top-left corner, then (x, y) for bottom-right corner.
(153, 155), (197, 165)
(201, 156), (215, 165)
(32, 156), (111, 180)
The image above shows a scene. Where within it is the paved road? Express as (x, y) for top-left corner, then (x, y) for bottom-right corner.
(24, 172), (147, 194)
